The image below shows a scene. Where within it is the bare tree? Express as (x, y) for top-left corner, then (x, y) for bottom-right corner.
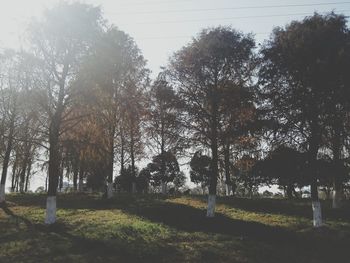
(29, 2), (104, 224)
(169, 27), (256, 217)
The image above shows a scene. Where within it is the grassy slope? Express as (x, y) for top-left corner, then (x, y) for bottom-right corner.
(0, 194), (350, 263)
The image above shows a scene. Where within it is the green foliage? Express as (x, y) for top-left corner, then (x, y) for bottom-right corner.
(114, 165), (138, 193)
(173, 171), (187, 190)
(254, 146), (306, 185)
(146, 151), (181, 186)
(190, 151), (211, 186)
(254, 146), (349, 193)
(259, 12), (350, 152)
(145, 73), (186, 155)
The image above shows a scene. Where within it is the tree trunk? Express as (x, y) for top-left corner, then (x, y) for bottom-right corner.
(107, 122), (115, 199)
(0, 184), (5, 203)
(132, 182), (137, 194)
(120, 127), (125, 175)
(161, 181), (167, 194)
(207, 194), (216, 217)
(160, 108), (167, 195)
(333, 179), (343, 209)
(24, 157), (32, 192)
(45, 175), (48, 192)
(310, 177), (322, 228)
(45, 116), (61, 224)
(130, 122), (136, 195)
(59, 170), (63, 192)
(73, 162), (78, 192)
(311, 185), (322, 228)
(0, 112), (16, 203)
(207, 100), (218, 217)
(20, 120), (30, 193)
(286, 184), (294, 199)
(107, 182), (114, 199)
(19, 166), (27, 193)
(11, 153), (18, 192)
(332, 131), (343, 208)
(45, 77), (65, 224)
(309, 134), (322, 227)
(224, 142), (232, 196)
(225, 184), (232, 196)
(231, 181), (237, 197)
(15, 171), (20, 192)
(19, 156), (28, 194)
(78, 160), (84, 192)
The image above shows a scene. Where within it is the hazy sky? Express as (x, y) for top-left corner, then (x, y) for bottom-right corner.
(1, 0), (349, 191)
(0, 0), (349, 76)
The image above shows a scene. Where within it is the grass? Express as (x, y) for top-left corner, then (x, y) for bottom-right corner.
(0, 193), (350, 263)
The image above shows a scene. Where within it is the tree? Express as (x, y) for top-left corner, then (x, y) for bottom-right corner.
(120, 80), (147, 194)
(114, 165), (139, 193)
(235, 155), (260, 197)
(321, 23), (350, 207)
(253, 146), (306, 198)
(147, 151), (181, 194)
(169, 27), (256, 216)
(220, 85), (258, 196)
(146, 73), (184, 153)
(29, 2), (104, 224)
(173, 171), (187, 192)
(259, 12), (350, 226)
(190, 151), (211, 194)
(0, 50), (19, 201)
(76, 26), (148, 198)
(0, 50), (41, 200)
(144, 72), (185, 193)
(135, 168), (150, 193)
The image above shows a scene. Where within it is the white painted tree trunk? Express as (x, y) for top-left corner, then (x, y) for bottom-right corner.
(78, 179), (83, 192)
(225, 184), (232, 196)
(206, 194), (216, 217)
(312, 201), (322, 227)
(45, 196), (57, 224)
(0, 184), (5, 203)
(332, 189), (342, 209)
(161, 181), (167, 194)
(132, 182), (137, 194)
(107, 183), (113, 199)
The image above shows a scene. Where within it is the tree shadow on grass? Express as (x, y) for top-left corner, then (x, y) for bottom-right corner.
(187, 195), (350, 222)
(3, 194), (350, 263)
(7, 193), (350, 226)
(6, 193), (102, 209)
(1, 202), (34, 227)
(2, 195), (303, 248)
(6, 193), (349, 235)
(113, 198), (350, 263)
(0, 202), (176, 263)
(116, 199), (297, 242)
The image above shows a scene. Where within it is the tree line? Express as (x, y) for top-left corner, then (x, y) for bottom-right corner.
(0, 2), (349, 227)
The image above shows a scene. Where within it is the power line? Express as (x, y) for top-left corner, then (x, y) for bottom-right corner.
(138, 32), (270, 41)
(116, 9), (350, 26)
(115, 0), (193, 7)
(106, 1), (350, 15)
(131, 9), (350, 41)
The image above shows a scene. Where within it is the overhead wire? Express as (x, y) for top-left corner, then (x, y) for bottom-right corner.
(116, 9), (350, 26)
(115, 0), (193, 7)
(106, 1), (350, 15)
